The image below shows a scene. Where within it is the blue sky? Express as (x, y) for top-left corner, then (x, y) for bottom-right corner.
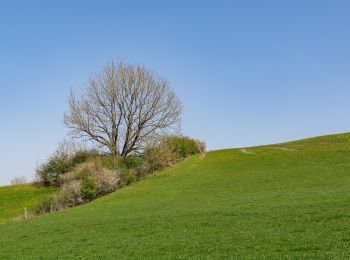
(1, 0), (350, 185)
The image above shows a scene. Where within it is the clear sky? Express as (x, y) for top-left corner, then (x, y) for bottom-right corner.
(1, 0), (350, 185)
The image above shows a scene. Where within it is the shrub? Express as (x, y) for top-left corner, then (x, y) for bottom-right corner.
(36, 148), (96, 187)
(80, 186), (97, 202)
(163, 136), (204, 159)
(80, 177), (97, 202)
(58, 171), (76, 186)
(118, 170), (137, 188)
(141, 135), (206, 176)
(70, 150), (95, 166)
(36, 152), (70, 186)
(90, 156), (120, 171)
(60, 162), (119, 199)
(121, 156), (143, 169)
(34, 136), (205, 216)
(56, 181), (83, 208)
(34, 194), (56, 215)
(35, 176), (108, 215)
(196, 140), (206, 153)
(143, 145), (175, 173)
(72, 162), (97, 181)
(134, 161), (152, 179)
(94, 169), (119, 195)
(35, 159), (120, 215)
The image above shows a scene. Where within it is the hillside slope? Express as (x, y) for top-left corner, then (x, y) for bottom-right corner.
(0, 184), (56, 224)
(1, 133), (350, 258)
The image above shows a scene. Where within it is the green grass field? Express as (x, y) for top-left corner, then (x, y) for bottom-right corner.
(0, 184), (56, 224)
(1, 133), (350, 258)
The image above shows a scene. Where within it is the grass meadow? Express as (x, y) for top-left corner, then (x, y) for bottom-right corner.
(0, 184), (56, 224)
(1, 133), (350, 258)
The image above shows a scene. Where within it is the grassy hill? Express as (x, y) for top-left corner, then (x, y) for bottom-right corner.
(1, 133), (350, 258)
(0, 184), (56, 224)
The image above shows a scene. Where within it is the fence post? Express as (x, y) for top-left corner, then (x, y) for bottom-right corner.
(24, 207), (28, 219)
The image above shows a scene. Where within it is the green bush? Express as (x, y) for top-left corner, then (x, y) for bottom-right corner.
(118, 170), (137, 188)
(163, 136), (204, 159)
(80, 186), (97, 202)
(122, 156), (143, 169)
(143, 145), (175, 173)
(34, 194), (56, 215)
(141, 135), (206, 176)
(59, 161), (120, 202)
(36, 152), (71, 186)
(36, 149), (95, 187)
(71, 150), (96, 166)
(88, 156), (121, 171)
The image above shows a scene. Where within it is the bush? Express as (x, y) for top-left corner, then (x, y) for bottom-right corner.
(80, 177), (97, 202)
(134, 161), (152, 179)
(94, 169), (119, 195)
(34, 194), (56, 215)
(196, 140), (206, 153)
(60, 162), (119, 199)
(143, 145), (175, 173)
(118, 170), (137, 188)
(70, 150), (96, 166)
(36, 149), (95, 187)
(36, 152), (70, 186)
(89, 156), (120, 171)
(56, 181), (83, 208)
(121, 156), (143, 169)
(58, 171), (76, 186)
(71, 162), (97, 181)
(140, 135), (206, 176)
(34, 136), (205, 215)
(163, 136), (204, 159)
(35, 159), (121, 215)
(80, 186), (97, 202)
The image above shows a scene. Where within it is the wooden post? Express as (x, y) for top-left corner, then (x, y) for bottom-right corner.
(50, 204), (53, 213)
(24, 207), (28, 219)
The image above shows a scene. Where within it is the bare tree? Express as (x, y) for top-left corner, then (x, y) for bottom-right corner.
(64, 62), (182, 157)
(10, 176), (27, 185)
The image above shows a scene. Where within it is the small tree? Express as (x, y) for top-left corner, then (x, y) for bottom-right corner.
(64, 62), (182, 157)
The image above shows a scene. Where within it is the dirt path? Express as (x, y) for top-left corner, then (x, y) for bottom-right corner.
(240, 148), (254, 154)
(269, 147), (297, 151)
